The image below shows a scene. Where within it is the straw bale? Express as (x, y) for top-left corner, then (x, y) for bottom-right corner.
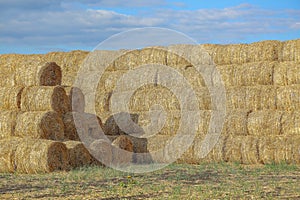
(281, 111), (300, 135)
(14, 62), (62, 86)
(202, 41), (281, 65)
(21, 86), (69, 114)
(128, 85), (180, 112)
(64, 141), (94, 169)
(111, 135), (133, 166)
(63, 86), (85, 113)
(0, 55), (15, 87)
(62, 112), (104, 141)
(248, 111), (282, 136)
(276, 85), (300, 111)
(245, 86), (277, 110)
(104, 112), (139, 136)
(97, 70), (128, 93)
(226, 87), (246, 110)
(0, 138), (20, 173)
(286, 136), (300, 164)
(15, 139), (69, 173)
(278, 39), (300, 63)
(0, 86), (24, 110)
(0, 111), (19, 139)
(240, 136), (259, 164)
(44, 50), (89, 86)
(193, 135), (225, 163)
(223, 135), (242, 163)
(257, 136), (287, 164)
(89, 139), (113, 166)
(218, 62), (275, 87)
(222, 110), (248, 136)
(274, 61), (300, 86)
(15, 111), (65, 141)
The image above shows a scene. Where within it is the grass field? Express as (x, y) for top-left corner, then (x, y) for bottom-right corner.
(0, 162), (299, 199)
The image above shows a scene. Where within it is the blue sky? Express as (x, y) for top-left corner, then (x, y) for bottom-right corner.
(0, 0), (299, 54)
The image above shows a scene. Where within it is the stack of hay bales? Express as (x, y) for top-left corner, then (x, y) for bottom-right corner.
(0, 39), (299, 167)
(0, 61), (106, 173)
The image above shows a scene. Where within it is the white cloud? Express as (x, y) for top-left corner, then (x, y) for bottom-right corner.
(0, 2), (299, 53)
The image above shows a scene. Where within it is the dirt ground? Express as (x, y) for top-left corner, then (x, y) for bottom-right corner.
(0, 163), (299, 199)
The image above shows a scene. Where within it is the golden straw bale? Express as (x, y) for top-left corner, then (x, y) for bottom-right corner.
(89, 139), (113, 166)
(128, 85), (181, 112)
(62, 112), (104, 141)
(63, 86), (85, 113)
(226, 87), (246, 110)
(202, 40), (281, 65)
(104, 112), (139, 136)
(0, 138), (20, 173)
(64, 141), (94, 169)
(196, 135), (225, 163)
(286, 136), (300, 164)
(0, 111), (19, 139)
(45, 50), (88, 86)
(15, 139), (69, 173)
(257, 136), (287, 164)
(247, 111), (283, 136)
(218, 62), (275, 87)
(14, 62), (62, 86)
(111, 135), (134, 166)
(15, 111), (65, 141)
(245, 86), (277, 111)
(278, 39), (300, 63)
(21, 86), (69, 114)
(240, 136), (259, 164)
(276, 85), (300, 111)
(0, 86), (24, 110)
(274, 62), (300, 86)
(222, 110), (248, 136)
(113, 50), (140, 71)
(281, 111), (300, 135)
(0, 55), (16, 87)
(223, 135), (242, 163)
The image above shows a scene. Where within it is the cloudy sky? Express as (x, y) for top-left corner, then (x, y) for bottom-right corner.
(0, 0), (299, 54)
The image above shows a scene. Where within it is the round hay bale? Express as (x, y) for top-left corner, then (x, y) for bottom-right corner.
(240, 136), (259, 164)
(276, 85), (300, 111)
(89, 139), (113, 166)
(111, 135), (133, 166)
(223, 135), (242, 163)
(21, 86), (69, 114)
(226, 87), (246, 110)
(199, 135), (225, 163)
(285, 135), (300, 164)
(112, 135), (134, 152)
(0, 138), (20, 173)
(281, 111), (300, 135)
(247, 111), (283, 136)
(63, 86), (85, 113)
(223, 110), (248, 136)
(0, 87), (24, 110)
(64, 141), (94, 169)
(62, 112), (104, 141)
(15, 139), (70, 174)
(278, 39), (300, 63)
(14, 111), (65, 141)
(104, 112), (139, 136)
(0, 111), (19, 139)
(44, 50), (89, 86)
(257, 136), (275, 164)
(14, 62), (62, 86)
(274, 61), (300, 86)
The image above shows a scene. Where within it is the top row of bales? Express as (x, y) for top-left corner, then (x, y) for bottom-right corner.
(202, 39), (300, 65)
(0, 39), (299, 88)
